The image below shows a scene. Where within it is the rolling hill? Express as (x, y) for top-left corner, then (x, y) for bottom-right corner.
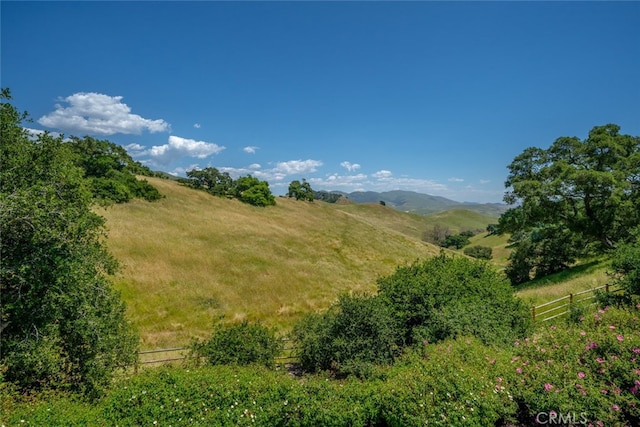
(344, 190), (508, 216)
(99, 178), (448, 348)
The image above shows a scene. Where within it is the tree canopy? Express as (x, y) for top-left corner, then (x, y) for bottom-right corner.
(287, 179), (314, 201)
(499, 124), (640, 284)
(0, 89), (138, 395)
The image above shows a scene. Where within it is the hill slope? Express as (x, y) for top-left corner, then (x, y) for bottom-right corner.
(345, 190), (508, 216)
(99, 178), (441, 348)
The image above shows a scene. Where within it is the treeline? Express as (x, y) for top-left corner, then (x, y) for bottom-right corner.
(179, 167), (276, 207)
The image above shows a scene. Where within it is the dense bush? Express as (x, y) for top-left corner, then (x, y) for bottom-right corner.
(377, 253), (532, 346)
(1, 90), (139, 397)
(293, 293), (400, 377)
(190, 320), (282, 369)
(464, 245), (493, 260)
(506, 306), (640, 426)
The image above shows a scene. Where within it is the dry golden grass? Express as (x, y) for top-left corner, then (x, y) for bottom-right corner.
(99, 178), (440, 348)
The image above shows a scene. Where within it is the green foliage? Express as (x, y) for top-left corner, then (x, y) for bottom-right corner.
(287, 179), (314, 201)
(190, 320), (282, 369)
(293, 293), (400, 377)
(506, 306), (640, 426)
(377, 253), (532, 346)
(182, 169), (276, 207)
(67, 136), (162, 203)
(609, 239), (640, 301)
(0, 89), (138, 395)
(440, 233), (471, 249)
(234, 175), (276, 207)
(185, 167), (233, 197)
(380, 338), (518, 426)
(500, 124), (640, 283)
(464, 245), (493, 260)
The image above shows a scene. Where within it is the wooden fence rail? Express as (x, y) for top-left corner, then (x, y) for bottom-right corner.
(137, 339), (299, 368)
(531, 283), (622, 322)
(136, 285), (623, 367)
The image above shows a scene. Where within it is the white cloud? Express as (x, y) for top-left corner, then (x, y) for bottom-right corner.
(243, 146), (259, 154)
(38, 92), (170, 135)
(479, 179), (491, 185)
(193, 123), (201, 129)
(148, 135), (225, 165)
(273, 159), (323, 176)
(448, 177), (464, 182)
(372, 170), (393, 179)
(218, 159), (323, 182)
(340, 161), (361, 172)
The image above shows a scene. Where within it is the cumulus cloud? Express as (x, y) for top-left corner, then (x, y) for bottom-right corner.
(243, 146), (259, 154)
(148, 135), (225, 165)
(193, 123), (201, 129)
(372, 170), (393, 179)
(218, 159), (323, 182)
(340, 161), (361, 172)
(38, 92), (170, 135)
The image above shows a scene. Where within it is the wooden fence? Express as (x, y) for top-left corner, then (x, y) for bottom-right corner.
(136, 339), (298, 369)
(136, 285), (622, 368)
(531, 283), (622, 323)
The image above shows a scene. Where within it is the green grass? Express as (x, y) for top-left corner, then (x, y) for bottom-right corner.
(99, 178), (441, 348)
(515, 258), (611, 307)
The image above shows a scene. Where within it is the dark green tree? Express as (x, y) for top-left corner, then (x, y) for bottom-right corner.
(0, 89), (138, 395)
(67, 136), (162, 203)
(500, 124), (640, 283)
(463, 245), (493, 260)
(234, 175), (276, 207)
(185, 167), (233, 197)
(287, 179), (314, 201)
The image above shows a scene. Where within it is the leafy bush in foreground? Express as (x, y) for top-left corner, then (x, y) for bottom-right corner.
(377, 253), (532, 346)
(190, 320), (282, 369)
(293, 293), (400, 377)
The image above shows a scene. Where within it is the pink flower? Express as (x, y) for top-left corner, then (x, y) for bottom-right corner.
(617, 335), (624, 342)
(612, 404), (620, 411)
(516, 367), (523, 374)
(578, 372), (586, 379)
(580, 330), (587, 336)
(609, 325), (616, 330)
(544, 383), (554, 392)
(601, 389), (608, 395)
(596, 357), (605, 364)
(633, 348), (640, 354)
(585, 341), (598, 350)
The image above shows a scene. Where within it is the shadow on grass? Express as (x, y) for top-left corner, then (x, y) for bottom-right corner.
(514, 258), (609, 292)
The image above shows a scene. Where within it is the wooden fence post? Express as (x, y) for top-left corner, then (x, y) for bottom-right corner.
(531, 306), (536, 321)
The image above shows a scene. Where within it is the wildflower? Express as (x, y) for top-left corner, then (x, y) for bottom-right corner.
(580, 331), (586, 336)
(578, 372), (586, 379)
(516, 367), (523, 374)
(596, 357), (605, 364)
(544, 383), (554, 392)
(612, 404), (620, 411)
(609, 325), (616, 330)
(600, 389), (608, 395)
(617, 335), (624, 342)
(585, 341), (598, 350)
(633, 348), (640, 354)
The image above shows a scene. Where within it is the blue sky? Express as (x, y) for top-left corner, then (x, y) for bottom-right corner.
(3, 1), (639, 203)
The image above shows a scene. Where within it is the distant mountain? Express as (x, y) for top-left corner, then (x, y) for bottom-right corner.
(344, 190), (508, 217)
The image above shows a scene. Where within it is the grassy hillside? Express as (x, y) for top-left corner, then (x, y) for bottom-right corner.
(98, 178), (441, 348)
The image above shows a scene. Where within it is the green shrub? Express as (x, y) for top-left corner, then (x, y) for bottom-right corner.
(293, 293), (400, 378)
(506, 306), (640, 426)
(464, 245), (493, 260)
(377, 253), (532, 346)
(190, 320), (282, 369)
